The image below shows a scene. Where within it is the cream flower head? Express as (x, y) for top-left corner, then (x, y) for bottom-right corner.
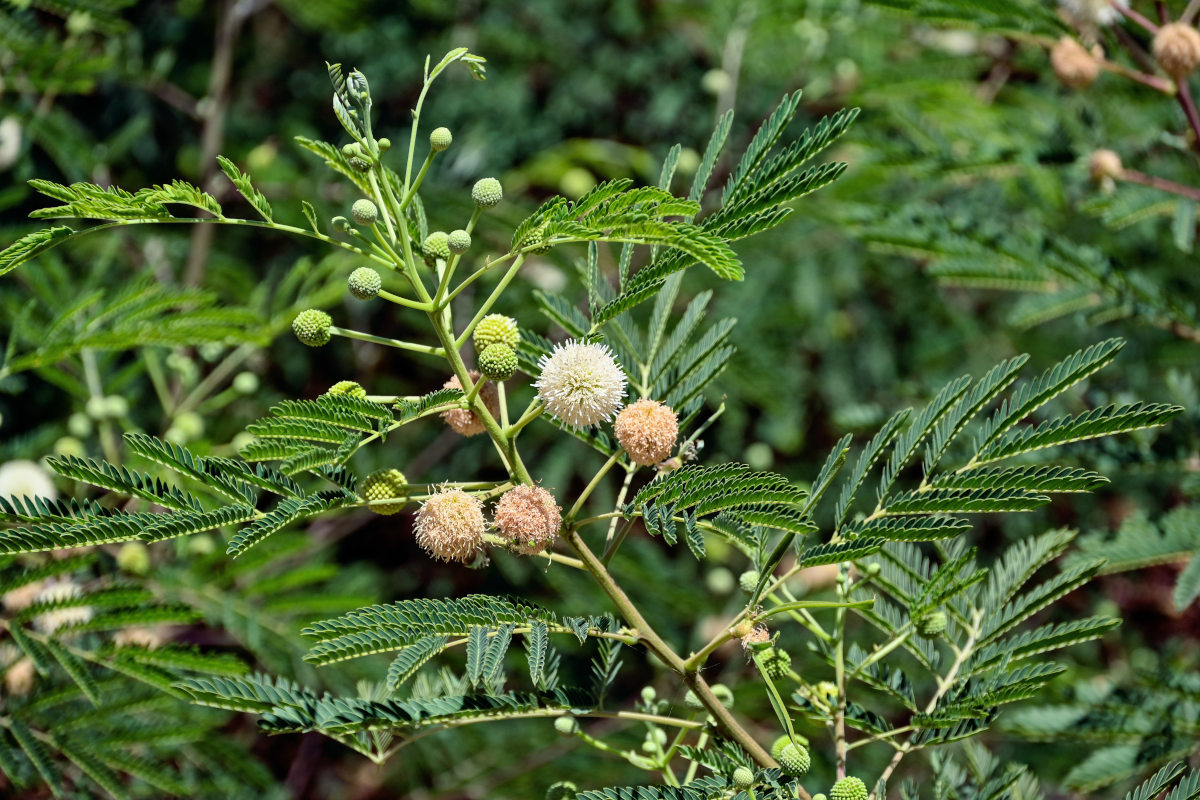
(534, 340), (626, 428)
(414, 488), (486, 563)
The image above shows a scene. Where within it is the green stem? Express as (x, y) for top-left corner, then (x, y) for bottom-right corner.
(567, 450), (622, 520)
(329, 327), (445, 358)
(378, 289), (431, 311)
(505, 399), (544, 438)
(455, 256), (526, 349)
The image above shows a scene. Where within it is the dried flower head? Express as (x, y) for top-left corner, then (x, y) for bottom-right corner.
(494, 484), (562, 554)
(4, 656), (34, 696)
(740, 624), (771, 652)
(1049, 36), (1100, 88)
(534, 340), (626, 428)
(415, 488), (486, 562)
(1154, 23), (1200, 77)
(441, 371), (501, 436)
(614, 399), (679, 466)
(1088, 149), (1123, 182)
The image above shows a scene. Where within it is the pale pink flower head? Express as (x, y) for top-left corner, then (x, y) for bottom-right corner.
(441, 371), (501, 437)
(614, 399), (679, 466)
(493, 485), (562, 554)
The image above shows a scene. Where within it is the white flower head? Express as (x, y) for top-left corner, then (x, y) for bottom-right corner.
(1059, 0), (1127, 27)
(534, 340), (627, 428)
(32, 580), (92, 634)
(0, 459), (57, 503)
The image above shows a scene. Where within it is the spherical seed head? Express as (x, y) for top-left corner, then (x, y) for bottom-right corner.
(554, 716), (579, 735)
(1155, 23), (1200, 76)
(361, 469), (408, 515)
(351, 198), (378, 225)
(1050, 37), (1099, 89)
(440, 371), (501, 436)
(414, 488), (485, 562)
(348, 266), (382, 299)
(324, 380), (367, 399)
(493, 484), (562, 554)
(831, 777), (868, 800)
(761, 647), (792, 679)
(732, 766), (755, 790)
(472, 177), (503, 208)
(738, 569), (760, 594)
(535, 340), (627, 428)
(430, 126), (453, 152)
(916, 610), (948, 638)
(1089, 149), (1123, 181)
(474, 314), (521, 352)
(479, 343), (518, 381)
(292, 309), (332, 347)
(614, 399), (679, 466)
(116, 542), (150, 575)
(423, 231), (451, 261)
(546, 781), (578, 800)
(448, 229), (471, 254)
(778, 743), (811, 776)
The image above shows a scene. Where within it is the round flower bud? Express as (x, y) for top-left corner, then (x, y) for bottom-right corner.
(429, 127), (453, 152)
(233, 371), (259, 394)
(738, 569), (760, 594)
(494, 484), (561, 553)
(711, 683), (734, 708)
(414, 488), (485, 562)
(440, 371), (501, 436)
(814, 795), (828, 800)
(760, 647), (792, 679)
(732, 767), (755, 790)
(377, 137), (391, 151)
(423, 231), (451, 261)
(778, 743), (811, 776)
(116, 542), (150, 575)
(814, 681), (838, 707)
(641, 686), (657, 704)
(473, 314), (521, 352)
(534, 340), (627, 428)
(361, 469), (408, 515)
(831, 777), (868, 800)
(614, 399), (679, 466)
(915, 610), (947, 638)
(342, 142), (360, 158)
(770, 734), (809, 759)
(448, 229), (471, 254)
(348, 266), (382, 299)
(471, 177), (503, 208)
(324, 380), (367, 399)
(866, 562), (882, 577)
(292, 309), (332, 347)
(351, 199), (378, 226)
(1089, 149), (1123, 182)
(546, 781), (578, 800)
(554, 716), (579, 736)
(1154, 23), (1200, 77)
(1049, 37), (1099, 89)
(331, 215), (351, 232)
(478, 343), (518, 381)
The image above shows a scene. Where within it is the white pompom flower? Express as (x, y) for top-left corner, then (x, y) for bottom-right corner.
(534, 340), (627, 428)
(1059, 0), (1127, 27)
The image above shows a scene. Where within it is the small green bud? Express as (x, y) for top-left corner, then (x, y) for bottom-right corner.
(711, 684), (734, 708)
(116, 542), (150, 575)
(102, 396), (129, 419)
(778, 743), (811, 776)
(471, 177), (503, 208)
(831, 777), (868, 800)
(554, 716), (579, 735)
(331, 215), (351, 232)
(866, 562), (881, 576)
(473, 314), (521, 352)
(546, 781), (578, 800)
(361, 469), (407, 515)
(640, 686), (657, 704)
(377, 137), (391, 151)
(448, 229), (471, 254)
(429, 126), (453, 152)
(323, 380), (367, 399)
(292, 309), (332, 347)
(351, 199), (378, 226)
(684, 690), (703, 709)
(423, 231), (451, 261)
(53, 436), (86, 458)
(738, 569), (760, 593)
(771, 734), (810, 760)
(68, 412), (92, 437)
(815, 681), (838, 706)
(348, 266), (382, 299)
(233, 372), (259, 394)
(814, 795), (828, 800)
(341, 142), (360, 158)
(478, 343), (518, 381)
(732, 766), (755, 790)
(653, 728), (667, 745)
(187, 534), (216, 556)
(760, 647), (792, 679)
(915, 610), (947, 638)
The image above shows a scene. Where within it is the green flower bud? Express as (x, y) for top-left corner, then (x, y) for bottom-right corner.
(711, 684), (734, 708)
(104, 396), (129, 419)
(53, 436), (86, 458)
(116, 542), (150, 575)
(684, 690), (703, 709)
(361, 469), (407, 515)
(814, 795), (828, 800)
(187, 534), (216, 556)
(331, 216), (351, 232)
(341, 142), (360, 158)
(233, 372), (259, 394)
(478, 343), (517, 381)
(323, 380), (367, 399)
(732, 766), (755, 790)
(831, 777), (868, 800)
(866, 562), (882, 576)
(348, 266), (382, 299)
(471, 177), (503, 208)
(546, 782), (578, 800)
(448, 229), (471, 254)
(423, 231), (451, 261)
(915, 610), (947, 638)
(640, 686), (657, 704)
(523, 222), (552, 254)
(292, 309), (332, 347)
(738, 569), (760, 593)
(473, 314), (520, 352)
(554, 716), (579, 735)
(348, 156), (371, 172)
(67, 412), (92, 437)
(778, 743), (811, 776)
(760, 647), (791, 679)
(351, 199), (378, 226)
(377, 137), (391, 151)
(429, 127), (453, 152)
